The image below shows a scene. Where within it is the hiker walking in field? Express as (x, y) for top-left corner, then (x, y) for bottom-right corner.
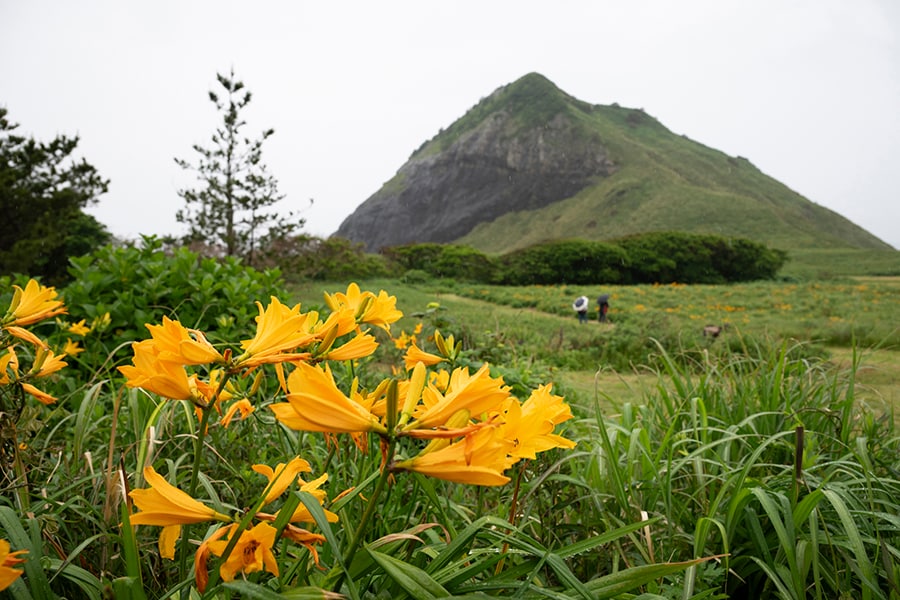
(573, 295), (589, 324)
(597, 294), (610, 323)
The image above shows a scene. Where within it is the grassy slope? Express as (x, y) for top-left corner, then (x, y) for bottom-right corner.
(781, 248), (900, 278)
(290, 278), (900, 415)
(451, 86), (891, 253)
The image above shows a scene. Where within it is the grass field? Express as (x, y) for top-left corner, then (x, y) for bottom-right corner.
(4, 271), (899, 597)
(291, 277), (900, 413)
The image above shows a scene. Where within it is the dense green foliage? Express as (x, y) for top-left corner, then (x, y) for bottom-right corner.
(382, 242), (496, 282)
(615, 231), (787, 283)
(62, 236), (285, 368)
(175, 70), (301, 265)
(560, 342), (900, 598)
(0, 107), (110, 285)
(2, 250), (899, 597)
(377, 232), (785, 286)
(261, 234), (393, 282)
(496, 239), (630, 285)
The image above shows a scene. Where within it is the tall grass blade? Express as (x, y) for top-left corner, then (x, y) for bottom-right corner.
(296, 491), (360, 600)
(582, 558), (711, 599)
(0, 506), (54, 600)
(822, 488), (881, 600)
(367, 548), (451, 599)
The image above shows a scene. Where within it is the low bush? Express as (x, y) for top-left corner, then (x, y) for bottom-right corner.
(382, 242), (497, 282)
(496, 239), (629, 285)
(260, 234), (394, 281)
(61, 236), (285, 373)
(615, 231), (786, 283)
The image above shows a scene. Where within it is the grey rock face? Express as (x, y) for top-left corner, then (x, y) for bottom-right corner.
(334, 111), (615, 252)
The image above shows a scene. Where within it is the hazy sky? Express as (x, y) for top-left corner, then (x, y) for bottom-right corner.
(2, 1), (899, 249)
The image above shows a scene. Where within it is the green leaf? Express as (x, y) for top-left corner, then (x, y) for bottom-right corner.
(554, 518), (662, 559)
(822, 488), (880, 600)
(43, 558), (102, 600)
(296, 491), (360, 600)
(367, 547), (451, 599)
(223, 580), (335, 599)
(582, 559), (710, 599)
(0, 506), (55, 600)
(425, 515), (510, 575)
(118, 502), (147, 595)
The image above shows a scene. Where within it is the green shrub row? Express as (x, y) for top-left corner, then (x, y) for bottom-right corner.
(382, 232), (787, 285)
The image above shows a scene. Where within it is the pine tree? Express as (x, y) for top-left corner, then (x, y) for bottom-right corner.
(175, 70), (300, 265)
(0, 107), (110, 285)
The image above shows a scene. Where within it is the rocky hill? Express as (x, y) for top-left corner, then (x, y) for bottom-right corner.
(335, 73), (891, 253)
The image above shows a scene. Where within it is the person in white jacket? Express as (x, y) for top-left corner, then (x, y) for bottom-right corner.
(572, 295), (589, 324)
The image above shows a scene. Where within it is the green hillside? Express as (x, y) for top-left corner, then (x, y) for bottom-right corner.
(445, 74), (890, 253)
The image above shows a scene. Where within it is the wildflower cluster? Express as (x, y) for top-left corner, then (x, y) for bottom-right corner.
(272, 325), (575, 486)
(130, 458), (335, 591)
(0, 280), (69, 408)
(117, 282), (575, 591)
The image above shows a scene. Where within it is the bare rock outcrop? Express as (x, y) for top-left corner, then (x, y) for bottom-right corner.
(334, 76), (615, 252)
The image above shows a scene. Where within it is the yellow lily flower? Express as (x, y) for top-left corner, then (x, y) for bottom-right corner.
(0, 539), (27, 591)
(2, 279), (66, 326)
(394, 426), (515, 486)
(251, 457), (313, 505)
(118, 341), (196, 400)
(315, 307), (357, 338)
(235, 297), (317, 368)
(282, 473), (339, 524)
(499, 384), (576, 460)
(129, 466), (231, 526)
(361, 289), (403, 331)
(323, 332), (378, 361)
(272, 363), (385, 434)
(323, 282), (368, 315)
(406, 364), (511, 430)
(158, 525), (181, 560)
(0, 348), (18, 384)
(220, 398), (254, 428)
(392, 330), (412, 350)
(323, 283), (402, 332)
(31, 347), (67, 378)
(67, 319), (91, 336)
(63, 339), (84, 356)
(4, 326), (47, 349)
(429, 369), (451, 392)
(144, 317), (224, 365)
(403, 342), (443, 370)
(207, 522), (279, 583)
(21, 382), (56, 405)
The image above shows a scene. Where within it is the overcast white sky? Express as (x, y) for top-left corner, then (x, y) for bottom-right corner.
(2, 1), (899, 249)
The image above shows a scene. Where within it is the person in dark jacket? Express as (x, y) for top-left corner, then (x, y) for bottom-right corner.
(597, 294), (610, 323)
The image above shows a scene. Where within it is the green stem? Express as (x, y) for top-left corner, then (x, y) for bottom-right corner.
(494, 461), (525, 575)
(326, 436), (396, 592)
(187, 398), (217, 497)
(12, 440), (30, 513)
(177, 372), (233, 592)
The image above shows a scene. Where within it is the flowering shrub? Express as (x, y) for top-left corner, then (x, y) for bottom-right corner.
(63, 236), (286, 369)
(114, 281), (576, 591)
(2, 278), (585, 596)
